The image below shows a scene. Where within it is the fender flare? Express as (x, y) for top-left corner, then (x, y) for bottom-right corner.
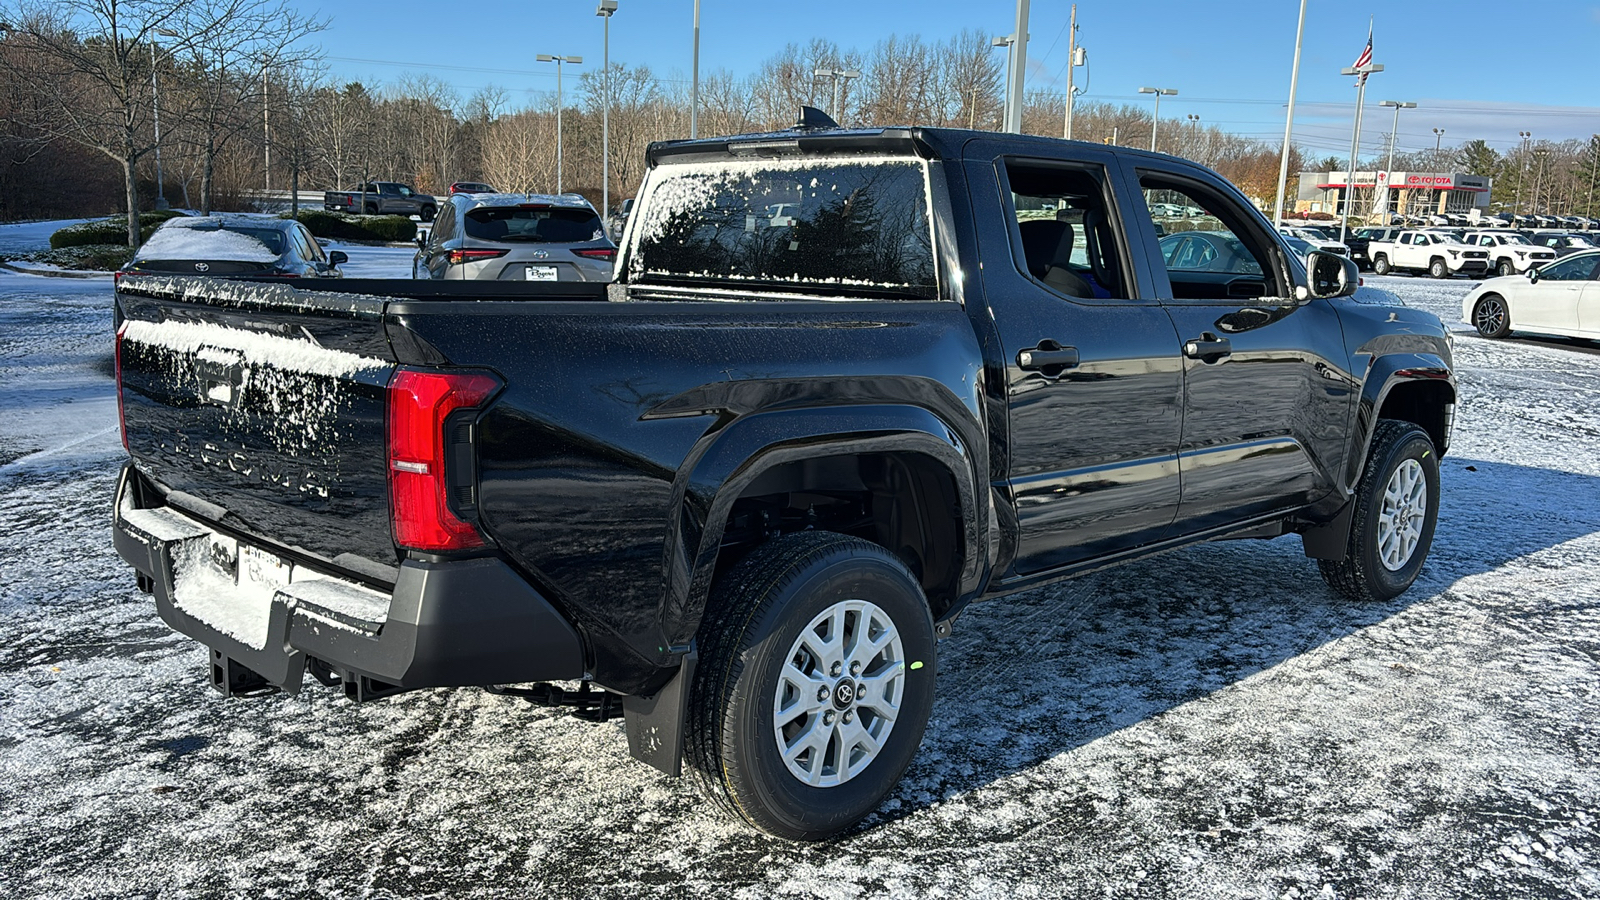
(657, 403), (984, 653)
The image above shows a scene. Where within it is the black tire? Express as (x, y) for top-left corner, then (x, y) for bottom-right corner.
(363, 202), (377, 215)
(1318, 420), (1439, 602)
(1372, 254), (1391, 276)
(686, 530), (937, 841)
(1496, 258), (1515, 277)
(1473, 294), (1511, 338)
(420, 205), (436, 222)
(1429, 257), (1449, 279)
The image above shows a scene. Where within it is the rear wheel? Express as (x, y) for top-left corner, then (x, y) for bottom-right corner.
(1372, 254), (1392, 276)
(363, 202), (377, 215)
(420, 205), (436, 222)
(1496, 258), (1515, 277)
(686, 531), (937, 841)
(1473, 294), (1511, 338)
(1318, 420), (1439, 602)
(1429, 257), (1449, 279)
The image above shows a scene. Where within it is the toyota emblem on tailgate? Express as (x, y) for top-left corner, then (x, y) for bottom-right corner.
(194, 262), (209, 272)
(532, 250), (549, 259)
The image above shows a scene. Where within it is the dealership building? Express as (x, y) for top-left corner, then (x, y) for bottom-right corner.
(1295, 171), (1494, 219)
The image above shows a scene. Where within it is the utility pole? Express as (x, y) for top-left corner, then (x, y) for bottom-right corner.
(1273, 0), (1309, 228)
(262, 57), (270, 193)
(1062, 4), (1078, 139)
(1587, 136), (1597, 218)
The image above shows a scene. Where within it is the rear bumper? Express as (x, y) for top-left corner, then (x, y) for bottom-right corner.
(112, 464), (586, 697)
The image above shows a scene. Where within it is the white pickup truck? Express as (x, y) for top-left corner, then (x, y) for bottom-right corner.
(1368, 230), (1490, 278)
(1461, 230), (1558, 277)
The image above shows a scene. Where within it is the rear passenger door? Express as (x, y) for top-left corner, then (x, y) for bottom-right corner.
(964, 143), (1185, 575)
(1127, 163), (1351, 536)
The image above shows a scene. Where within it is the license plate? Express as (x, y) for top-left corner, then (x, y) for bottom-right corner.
(525, 266), (558, 281)
(240, 544), (290, 590)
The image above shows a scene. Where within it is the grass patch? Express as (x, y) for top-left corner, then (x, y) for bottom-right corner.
(283, 210), (416, 243)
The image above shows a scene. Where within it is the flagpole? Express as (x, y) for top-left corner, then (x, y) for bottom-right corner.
(1339, 22), (1381, 246)
(1272, 0), (1308, 229)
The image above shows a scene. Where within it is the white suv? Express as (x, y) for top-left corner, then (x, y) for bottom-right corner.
(1461, 231), (1557, 277)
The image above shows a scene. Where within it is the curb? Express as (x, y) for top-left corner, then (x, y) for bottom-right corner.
(0, 262), (112, 279)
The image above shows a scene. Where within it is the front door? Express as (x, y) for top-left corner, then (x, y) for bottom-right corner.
(1520, 252), (1597, 332)
(1131, 167), (1352, 535)
(965, 148), (1185, 575)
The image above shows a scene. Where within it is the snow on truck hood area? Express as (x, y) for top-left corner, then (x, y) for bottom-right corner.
(2, 268), (1600, 898)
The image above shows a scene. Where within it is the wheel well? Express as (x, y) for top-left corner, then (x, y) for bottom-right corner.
(1378, 380), (1455, 452)
(717, 452), (964, 617)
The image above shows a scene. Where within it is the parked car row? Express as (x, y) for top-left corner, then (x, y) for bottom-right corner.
(1390, 212), (1600, 231)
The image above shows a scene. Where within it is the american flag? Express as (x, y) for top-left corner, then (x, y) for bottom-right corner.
(1353, 25), (1373, 84)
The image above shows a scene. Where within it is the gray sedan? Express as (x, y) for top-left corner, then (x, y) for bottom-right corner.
(413, 194), (615, 282)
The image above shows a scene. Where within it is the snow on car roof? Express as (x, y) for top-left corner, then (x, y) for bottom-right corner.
(465, 193), (595, 211)
(136, 217), (283, 263)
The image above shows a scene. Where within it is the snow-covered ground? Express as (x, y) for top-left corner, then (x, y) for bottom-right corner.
(2, 267), (1598, 899)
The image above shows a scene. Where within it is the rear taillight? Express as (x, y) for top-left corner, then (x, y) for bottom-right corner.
(114, 323), (128, 451)
(387, 368), (502, 552)
(446, 248), (509, 265)
(572, 247), (616, 262)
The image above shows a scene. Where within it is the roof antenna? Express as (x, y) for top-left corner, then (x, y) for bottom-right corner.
(792, 106), (839, 131)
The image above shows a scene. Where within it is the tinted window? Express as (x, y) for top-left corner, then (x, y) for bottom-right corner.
(1540, 254), (1599, 281)
(1003, 161), (1129, 300)
(465, 206), (604, 243)
(630, 157), (936, 297)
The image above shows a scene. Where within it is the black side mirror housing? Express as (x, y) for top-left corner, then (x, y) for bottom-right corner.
(1526, 267), (1540, 283)
(1306, 250), (1359, 299)
(415, 231), (427, 247)
(327, 250), (348, 266)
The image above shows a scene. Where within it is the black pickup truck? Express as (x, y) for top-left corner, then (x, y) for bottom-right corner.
(112, 113), (1455, 841)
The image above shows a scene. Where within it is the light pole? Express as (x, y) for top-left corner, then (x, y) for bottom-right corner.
(1186, 114), (1207, 163)
(1374, 101), (1414, 221)
(1378, 101), (1415, 174)
(812, 67), (861, 124)
(536, 54), (582, 193)
(1533, 147), (1549, 217)
(992, 36), (1014, 131)
(1138, 87), (1177, 153)
(1515, 131), (1531, 220)
(597, 1), (616, 218)
(690, 0), (700, 138)
(1337, 59), (1383, 244)
(1006, 0), (1030, 135)
(1272, 0), (1309, 228)
(149, 28), (181, 210)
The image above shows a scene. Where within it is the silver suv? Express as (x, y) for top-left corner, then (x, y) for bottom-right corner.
(413, 193), (615, 281)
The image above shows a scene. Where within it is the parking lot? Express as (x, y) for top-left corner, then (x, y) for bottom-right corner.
(1, 246), (1597, 898)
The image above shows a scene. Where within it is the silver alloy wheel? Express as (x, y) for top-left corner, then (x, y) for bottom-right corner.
(773, 598), (906, 788)
(1377, 458), (1428, 571)
(1475, 297), (1507, 337)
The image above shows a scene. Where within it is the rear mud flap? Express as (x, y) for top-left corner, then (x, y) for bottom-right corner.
(623, 648), (697, 777)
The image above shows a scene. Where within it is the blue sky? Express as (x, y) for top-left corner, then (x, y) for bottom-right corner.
(315, 0), (1600, 159)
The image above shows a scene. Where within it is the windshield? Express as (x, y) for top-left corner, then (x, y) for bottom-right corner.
(221, 227), (286, 255)
(464, 206), (604, 243)
(1570, 235), (1597, 248)
(1501, 234), (1530, 244)
(629, 156), (936, 298)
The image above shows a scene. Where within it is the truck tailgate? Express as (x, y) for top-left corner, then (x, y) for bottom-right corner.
(116, 276), (400, 579)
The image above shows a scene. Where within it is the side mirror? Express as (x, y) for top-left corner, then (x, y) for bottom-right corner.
(415, 231), (427, 247)
(1306, 250), (1358, 299)
(327, 250), (348, 266)
(1526, 266), (1540, 283)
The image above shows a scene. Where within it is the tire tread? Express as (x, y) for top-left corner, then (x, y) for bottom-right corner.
(1318, 419), (1433, 601)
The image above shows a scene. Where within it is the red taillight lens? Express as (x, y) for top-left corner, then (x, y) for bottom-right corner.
(446, 248), (509, 265)
(387, 368), (502, 552)
(114, 323), (128, 451)
(572, 247), (616, 262)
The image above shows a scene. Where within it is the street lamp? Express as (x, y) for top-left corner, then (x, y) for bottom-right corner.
(689, 0), (700, 138)
(1377, 101), (1415, 175)
(812, 67), (860, 124)
(536, 54), (582, 193)
(992, 36), (1014, 131)
(150, 27), (181, 210)
(1515, 131), (1532, 219)
(1337, 60), (1383, 244)
(596, 1), (616, 219)
(1138, 87), (1177, 153)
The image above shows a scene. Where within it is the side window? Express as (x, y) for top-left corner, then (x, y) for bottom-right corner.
(431, 205), (454, 244)
(1139, 174), (1281, 301)
(1540, 255), (1597, 281)
(1001, 160), (1130, 300)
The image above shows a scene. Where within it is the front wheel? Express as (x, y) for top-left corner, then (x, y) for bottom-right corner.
(1318, 420), (1440, 602)
(686, 531), (937, 841)
(1496, 258), (1515, 277)
(420, 205), (436, 222)
(1429, 258), (1449, 279)
(1473, 294), (1511, 338)
(1372, 254), (1392, 276)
